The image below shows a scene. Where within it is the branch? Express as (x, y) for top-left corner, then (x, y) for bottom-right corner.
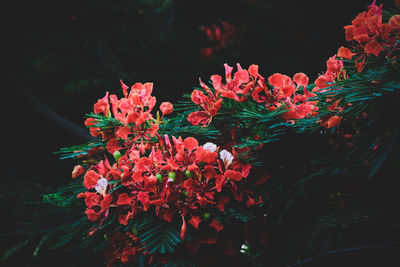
(20, 87), (92, 141)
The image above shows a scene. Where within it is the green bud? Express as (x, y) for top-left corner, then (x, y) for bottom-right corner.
(168, 171), (176, 181)
(113, 150), (122, 162)
(156, 173), (163, 183)
(203, 212), (211, 221)
(183, 191), (189, 196)
(185, 169), (193, 178)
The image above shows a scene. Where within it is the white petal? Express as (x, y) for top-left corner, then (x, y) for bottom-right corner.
(219, 149), (233, 166)
(203, 142), (217, 152)
(95, 177), (108, 195)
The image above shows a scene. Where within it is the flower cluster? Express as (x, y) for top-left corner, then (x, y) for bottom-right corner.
(189, 1), (400, 130)
(339, 0), (400, 71)
(73, 81), (261, 264)
(200, 21), (238, 59)
(188, 63), (319, 126)
(67, 1), (399, 265)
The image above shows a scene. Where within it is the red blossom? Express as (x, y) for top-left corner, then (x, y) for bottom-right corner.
(94, 92), (110, 116)
(389, 15), (400, 30)
(321, 115), (342, 128)
(337, 46), (356, 59)
(364, 38), (384, 56)
(137, 191), (151, 211)
(209, 218), (224, 231)
(72, 165), (85, 178)
(188, 215), (202, 229)
(160, 102), (173, 115)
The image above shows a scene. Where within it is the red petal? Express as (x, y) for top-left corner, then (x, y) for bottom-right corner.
(83, 170), (99, 189)
(160, 102), (173, 115)
(364, 39), (384, 56)
(106, 139), (123, 154)
(85, 209), (101, 221)
(188, 215), (202, 229)
(268, 73), (284, 88)
(187, 111), (211, 126)
(233, 69), (249, 84)
(137, 192), (150, 211)
(321, 115), (342, 128)
(180, 215), (187, 241)
(293, 73), (309, 88)
(224, 63), (233, 81)
(93, 92), (110, 116)
(209, 218), (224, 231)
(72, 165), (85, 179)
(337, 46), (355, 60)
(196, 147), (218, 163)
(120, 80), (129, 97)
(183, 137), (199, 152)
(117, 193), (134, 206)
(211, 75), (222, 90)
(191, 90), (206, 105)
(389, 15), (400, 29)
(115, 126), (132, 141)
(224, 170), (243, 181)
(248, 64), (259, 78)
(136, 157), (153, 172)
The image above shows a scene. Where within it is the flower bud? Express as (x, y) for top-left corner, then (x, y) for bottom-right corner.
(156, 173), (163, 183)
(185, 169), (193, 178)
(113, 150), (122, 162)
(168, 171), (176, 182)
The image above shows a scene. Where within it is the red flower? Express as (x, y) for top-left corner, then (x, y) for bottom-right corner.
(200, 47), (214, 59)
(337, 46), (356, 59)
(188, 80), (223, 126)
(326, 55), (344, 74)
(188, 215), (202, 229)
(389, 15), (400, 30)
(209, 218), (224, 231)
(293, 73), (309, 88)
(321, 115), (342, 128)
(160, 102), (173, 115)
(94, 92), (110, 116)
(72, 165), (85, 179)
(364, 39), (384, 56)
(137, 191), (151, 211)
